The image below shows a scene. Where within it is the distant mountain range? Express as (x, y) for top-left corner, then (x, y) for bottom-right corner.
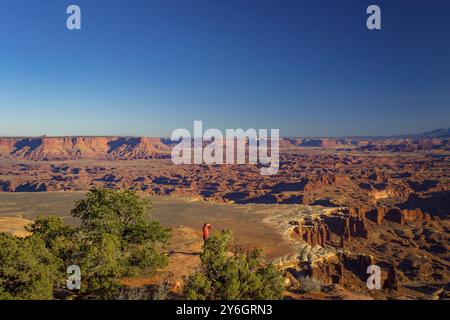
(408, 128), (450, 139)
(282, 128), (450, 140)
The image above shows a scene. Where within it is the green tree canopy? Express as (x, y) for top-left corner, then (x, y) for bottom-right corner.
(71, 189), (170, 272)
(0, 233), (59, 300)
(71, 189), (164, 241)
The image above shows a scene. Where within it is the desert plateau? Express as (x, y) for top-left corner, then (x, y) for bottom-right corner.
(0, 131), (448, 300)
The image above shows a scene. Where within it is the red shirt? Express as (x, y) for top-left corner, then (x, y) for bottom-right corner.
(203, 224), (211, 239)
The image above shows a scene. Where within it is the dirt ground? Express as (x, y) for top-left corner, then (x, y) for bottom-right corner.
(0, 216), (32, 237)
(0, 192), (296, 259)
(121, 226), (203, 294)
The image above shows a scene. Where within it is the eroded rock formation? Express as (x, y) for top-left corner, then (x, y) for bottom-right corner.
(0, 137), (170, 160)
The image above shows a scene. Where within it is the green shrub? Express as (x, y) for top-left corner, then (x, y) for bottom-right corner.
(0, 233), (59, 300)
(183, 231), (284, 300)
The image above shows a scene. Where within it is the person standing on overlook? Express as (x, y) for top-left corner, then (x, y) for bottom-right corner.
(202, 223), (212, 242)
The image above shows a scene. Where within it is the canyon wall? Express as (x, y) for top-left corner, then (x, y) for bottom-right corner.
(1, 136), (448, 161)
(0, 137), (170, 160)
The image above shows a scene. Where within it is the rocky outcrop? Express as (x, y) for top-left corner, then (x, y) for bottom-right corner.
(303, 175), (349, 192)
(385, 208), (431, 225)
(357, 138), (450, 152)
(291, 211), (369, 248)
(291, 218), (330, 247)
(290, 205), (433, 253)
(349, 206), (431, 225)
(398, 191), (450, 219)
(281, 138), (359, 148)
(340, 252), (374, 282)
(384, 265), (399, 290)
(297, 251), (399, 291)
(324, 214), (368, 239)
(280, 137), (450, 152)
(306, 253), (343, 286)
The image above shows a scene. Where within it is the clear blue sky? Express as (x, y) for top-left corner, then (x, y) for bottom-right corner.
(1, 0), (449, 137)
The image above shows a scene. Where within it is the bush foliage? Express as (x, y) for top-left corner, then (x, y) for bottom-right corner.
(0, 233), (59, 300)
(1, 188), (170, 299)
(183, 231), (284, 300)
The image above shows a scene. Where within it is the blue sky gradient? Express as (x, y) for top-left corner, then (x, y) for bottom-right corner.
(1, 0), (449, 137)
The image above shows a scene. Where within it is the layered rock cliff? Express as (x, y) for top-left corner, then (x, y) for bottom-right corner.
(0, 137), (170, 160)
